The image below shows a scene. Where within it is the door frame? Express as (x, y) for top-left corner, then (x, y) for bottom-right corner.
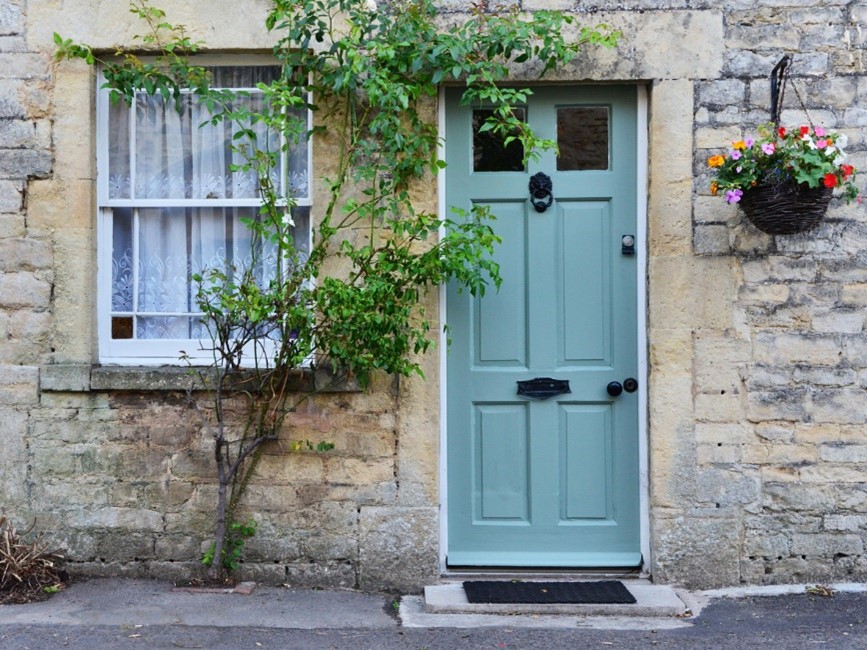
(437, 83), (651, 574)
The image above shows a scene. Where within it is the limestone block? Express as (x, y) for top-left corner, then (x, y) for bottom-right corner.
(743, 532), (790, 558)
(280, 561), (356, 589)
(40, 364), (91, 392)
(696, 443), (740, 465)
(693, 225), (730, 255)
(812, 389), (867, 424)
(745, 365), (791, 391)
(694, 422), (755, 446)
(819, 444), (867, 463)
(754, 422), (794, 443)
(793, 366), (856, 387)
(77, 506), (164, 532)
(754, 332), (841, 366)
(651, 516), (741, 589)
(648, 80), (694, 256)
(812, 309), (865, 334)
(696, 79), (747, 109)
(358, 506), (438, 593)
(396, 352), (440, 505)
(824, 514), (867, 532)
(324, 456), (394, 486)
(763, 484), (835, 513)
(693, 195), (738, 225)
(154, 535), (201, 561)
(725, 24), (802, 50)
(696, 467), (759, 507)
(695, 393), (743, 423)
(0, 148), (51, 179)
(0, 118), (50, 149)
(0, 364), (38, 404)
(29, 0), (276, 50)
(50, 62), (95, 181)
(742, 257), (818, 284)
(0, 271), (50, 309)
(0, 237), (52, 271)
(0, 214), (24, 237)
(747, 389), (808, 422)
(800, 464), (867, 483)
(0, 407), (28, 505)
(740, 443), (817, 465)
(791, 534), (864, 557)
(0, 3), (21, 36)
(649, 257), (736, 330)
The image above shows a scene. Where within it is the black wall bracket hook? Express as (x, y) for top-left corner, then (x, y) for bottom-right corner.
(770, 55), (792, 127)
(529, 172), (554, 213)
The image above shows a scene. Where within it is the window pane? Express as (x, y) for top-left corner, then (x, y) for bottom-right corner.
(132, 92), (280, 200)
(111, 207), (133, 312)
(107, 65), (295, 201)
(110, 207), (281, 340)
(557, 106), (609, 171)
(473, 109), (526, 172)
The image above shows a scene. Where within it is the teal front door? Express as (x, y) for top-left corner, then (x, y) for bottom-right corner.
(445, 86), (641, 567)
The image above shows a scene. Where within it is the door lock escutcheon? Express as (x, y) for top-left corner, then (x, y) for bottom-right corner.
(608, 378), (638, 397)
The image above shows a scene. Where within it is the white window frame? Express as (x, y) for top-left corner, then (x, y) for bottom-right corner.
(96, 57), (312, 366)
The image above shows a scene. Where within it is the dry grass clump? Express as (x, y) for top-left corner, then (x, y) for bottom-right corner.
(0, 514), (67, 604)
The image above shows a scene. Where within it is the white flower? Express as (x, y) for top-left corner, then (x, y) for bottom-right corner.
(835, 155), (846, 166)
(363, 0), (377, 11)
(802, 134), (816, 149)
(836, 133), (849, 149)
(282, 212), (295, 227)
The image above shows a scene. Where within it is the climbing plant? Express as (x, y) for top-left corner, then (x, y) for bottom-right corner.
(56, 0), (620, 581)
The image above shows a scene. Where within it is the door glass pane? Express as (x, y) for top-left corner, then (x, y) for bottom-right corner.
(473, 109), (525, 172)
(557, 106), (609, 171)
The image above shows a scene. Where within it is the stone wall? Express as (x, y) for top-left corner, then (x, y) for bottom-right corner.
(675, 1), (867, 588)
(1, 0), (866, 593)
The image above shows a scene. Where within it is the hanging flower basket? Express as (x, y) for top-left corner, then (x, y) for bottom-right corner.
(739, 182), (832, 235)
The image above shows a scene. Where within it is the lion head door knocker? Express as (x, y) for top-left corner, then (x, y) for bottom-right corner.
(528, 172), (554, 213)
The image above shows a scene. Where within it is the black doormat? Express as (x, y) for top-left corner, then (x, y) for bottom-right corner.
(462, 580), (636, 605)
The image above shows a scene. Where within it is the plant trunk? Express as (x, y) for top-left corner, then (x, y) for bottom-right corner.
(211, 456), (229, 582)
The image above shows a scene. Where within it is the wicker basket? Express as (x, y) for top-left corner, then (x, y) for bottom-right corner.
(739, 182), (832, 235)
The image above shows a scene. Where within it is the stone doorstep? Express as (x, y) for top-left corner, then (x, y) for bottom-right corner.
(423, 580), (687, 617)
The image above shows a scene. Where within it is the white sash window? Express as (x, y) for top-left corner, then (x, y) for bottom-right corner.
(96, 63), (311, 365)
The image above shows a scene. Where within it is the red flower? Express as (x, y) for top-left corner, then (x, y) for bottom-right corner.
(777, 127), (786, 137)
(800, 126), (810, 137)
(842, 164), (854, 179)
(824, 173), (838, 188)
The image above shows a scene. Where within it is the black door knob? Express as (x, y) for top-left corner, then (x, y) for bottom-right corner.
(606, 381), (623, 397)
(623, 378), (638, 393)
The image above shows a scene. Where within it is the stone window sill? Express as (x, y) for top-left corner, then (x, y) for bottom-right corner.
(40, 364), (360, 393)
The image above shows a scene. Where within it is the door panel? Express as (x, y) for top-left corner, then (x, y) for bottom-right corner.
(446, 85), (640, 567)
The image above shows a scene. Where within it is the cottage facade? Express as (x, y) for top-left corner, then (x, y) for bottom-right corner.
(2, 0), (867, 592)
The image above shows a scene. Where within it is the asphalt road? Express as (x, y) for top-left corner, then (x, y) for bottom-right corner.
(2, 592), (866, 649)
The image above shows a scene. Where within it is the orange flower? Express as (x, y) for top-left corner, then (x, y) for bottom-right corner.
(707, 155), (725, 168)
(732, 140), (747, 151)
(710, 181), (719, 196)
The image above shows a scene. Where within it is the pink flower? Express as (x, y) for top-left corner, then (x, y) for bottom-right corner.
(814, 126), (826, 137)
(745, 137), (755, 148)
(816, 139), (829, 149)
(731, 150), (742, 161)
(761, 142), (775, 155)
(725, 188), (743, 204)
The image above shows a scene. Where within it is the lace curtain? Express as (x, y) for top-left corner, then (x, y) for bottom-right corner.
(106, 65), (309, 342)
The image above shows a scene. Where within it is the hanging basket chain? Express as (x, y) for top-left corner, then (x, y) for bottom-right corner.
(769, 54), (815, 129)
